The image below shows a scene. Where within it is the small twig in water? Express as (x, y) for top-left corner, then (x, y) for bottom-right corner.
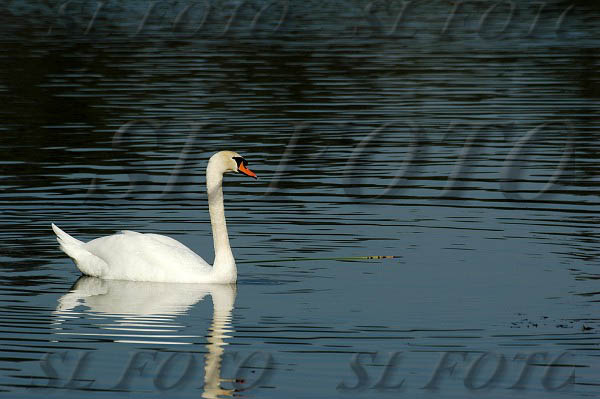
(238, 255), (400, 264)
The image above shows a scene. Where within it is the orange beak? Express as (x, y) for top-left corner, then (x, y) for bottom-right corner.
(239, 163), (257, 179)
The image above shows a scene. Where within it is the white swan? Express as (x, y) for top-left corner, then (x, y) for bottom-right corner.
(51, 150), (257, 284)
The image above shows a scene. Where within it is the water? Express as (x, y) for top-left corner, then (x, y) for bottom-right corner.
(1, 0), (600, 397)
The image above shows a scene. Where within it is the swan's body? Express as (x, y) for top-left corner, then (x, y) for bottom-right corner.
(52, 151), (257, 284)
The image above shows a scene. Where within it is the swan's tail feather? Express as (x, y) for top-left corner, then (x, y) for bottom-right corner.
(51, 223), (107, 277)
(52, 223), (84, 248)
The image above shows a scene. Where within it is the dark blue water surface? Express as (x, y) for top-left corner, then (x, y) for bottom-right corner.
(1, 1), (599, 397)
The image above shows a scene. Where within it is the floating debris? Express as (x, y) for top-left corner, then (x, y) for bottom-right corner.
(240, 255), (401, 264)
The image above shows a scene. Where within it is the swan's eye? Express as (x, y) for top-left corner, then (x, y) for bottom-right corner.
(232, 156), (247, 169)
(232, 156), (257, 179)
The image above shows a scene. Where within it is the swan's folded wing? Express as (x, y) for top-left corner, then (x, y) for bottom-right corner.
(83, 231), (212, 281)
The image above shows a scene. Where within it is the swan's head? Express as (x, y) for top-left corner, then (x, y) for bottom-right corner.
(209, 151), (258, 179)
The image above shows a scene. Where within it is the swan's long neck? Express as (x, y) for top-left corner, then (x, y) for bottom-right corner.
(206, 163), (236, 282)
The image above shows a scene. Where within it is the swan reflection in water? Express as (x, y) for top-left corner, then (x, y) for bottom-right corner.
(53, 277), (237, 398)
